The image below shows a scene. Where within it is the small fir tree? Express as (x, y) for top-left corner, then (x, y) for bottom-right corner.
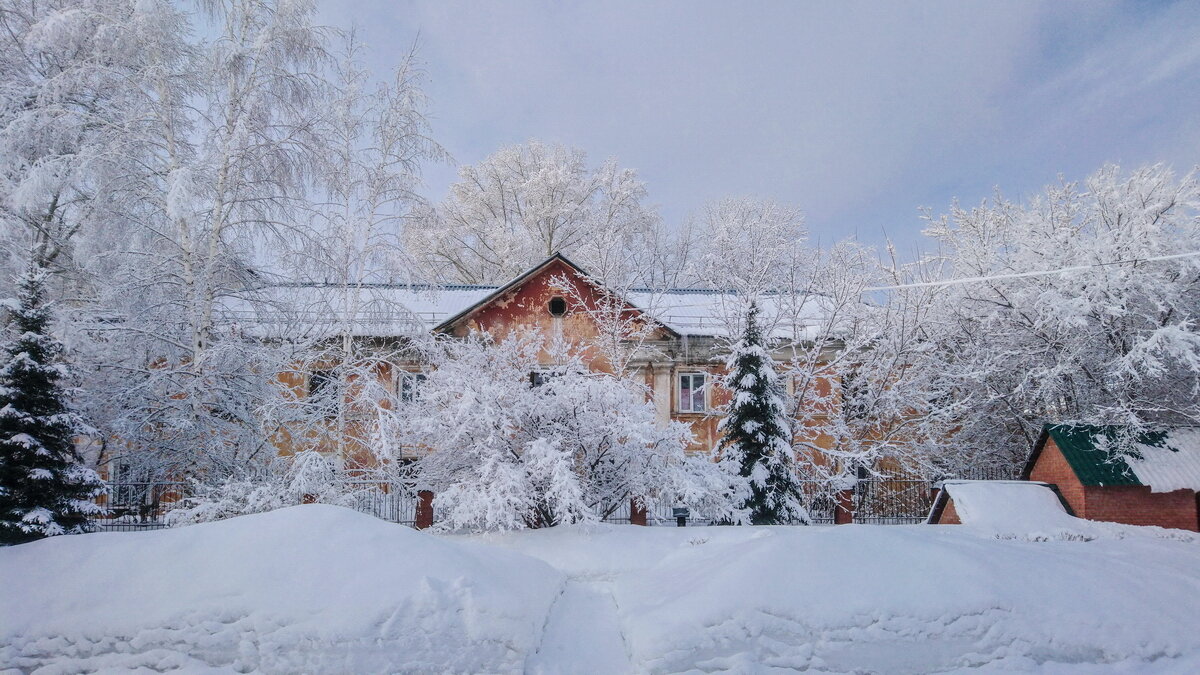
(719, 302), (809, 525)
(0, 264), (103, 544)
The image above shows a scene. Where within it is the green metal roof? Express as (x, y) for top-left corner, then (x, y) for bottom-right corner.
(1042, 424), (1166, 487)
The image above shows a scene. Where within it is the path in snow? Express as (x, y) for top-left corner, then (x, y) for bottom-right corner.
(526, 578), (631, 675)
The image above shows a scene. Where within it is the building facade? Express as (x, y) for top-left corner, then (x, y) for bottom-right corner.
(290, 253), (840, 467)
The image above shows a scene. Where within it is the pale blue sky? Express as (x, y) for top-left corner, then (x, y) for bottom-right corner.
(319, 0), (1200, 254)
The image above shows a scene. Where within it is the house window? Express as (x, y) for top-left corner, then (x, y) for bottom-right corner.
(399, 372), (426, 403)
(530, 370), (555, 388)
(548, 296), (567, 317)
(110, 461), (146, 507)
(678, 372), (707, 413)
(309, 369), (336, 417)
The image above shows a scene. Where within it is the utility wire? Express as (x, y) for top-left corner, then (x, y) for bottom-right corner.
(864, 250), (1200, 292)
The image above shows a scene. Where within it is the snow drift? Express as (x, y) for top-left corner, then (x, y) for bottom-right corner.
(0, 505), (563, 673)
(3, 505), (1200, 673)
(606, 526), (1200, 673)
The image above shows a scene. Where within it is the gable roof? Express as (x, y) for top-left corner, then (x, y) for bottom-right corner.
(1023, 424), (1200, 492)
(222, 253), (837, 340)
(429, 252), (679, 335)
(431, 252), (837, 340)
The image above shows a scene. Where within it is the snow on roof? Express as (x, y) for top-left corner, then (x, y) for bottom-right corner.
(934, 480), (1077, 530)
(1130, 429), (1200, 493)
(221, 284), (497, 336)
(1031, 424), (1200, 493)
(628, 290), (834, 340)
(226, 283), (835, 340)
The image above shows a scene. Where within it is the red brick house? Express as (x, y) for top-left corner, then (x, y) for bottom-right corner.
(1021, 424), (1200, 532)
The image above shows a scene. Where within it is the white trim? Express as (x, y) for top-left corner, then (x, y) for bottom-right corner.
(396, 370), (427, 403)
(677, 371), (708, 413)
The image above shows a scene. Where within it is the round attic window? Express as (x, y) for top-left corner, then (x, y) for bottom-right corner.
(548, 297), (567, 317)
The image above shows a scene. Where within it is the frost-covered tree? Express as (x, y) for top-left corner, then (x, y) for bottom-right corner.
(78, 0), (339, 479)
(0, 263), (102, 544)
(920, 163), (1200, 466)
(0, 0), (162, 281)
(266, 34), (444, 466)
(688, 197), (806, 297)
(719, 302), (807, 525)
(165, 450), (363, 526)
(406, 141), (661, 284)
(781, 242), (965, 484)
(405, 332), (742, 531)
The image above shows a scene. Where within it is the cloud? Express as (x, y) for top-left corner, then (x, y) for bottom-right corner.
(322, 0), (1200, 252)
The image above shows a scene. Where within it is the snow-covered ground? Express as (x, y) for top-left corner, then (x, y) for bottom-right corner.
(3, 505), (1199, 674)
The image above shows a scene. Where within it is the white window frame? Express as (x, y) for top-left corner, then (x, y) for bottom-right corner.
(677, 372), (707, 413)
(397, 370), (427, 403)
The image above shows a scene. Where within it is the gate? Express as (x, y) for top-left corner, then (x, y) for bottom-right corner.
(852, 479), (934, 524)
(96, 482), (189, 531)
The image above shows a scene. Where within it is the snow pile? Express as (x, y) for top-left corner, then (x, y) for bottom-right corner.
(601, 526), (1200, 673)
(0, 505), (563, 673)
(486, 523), (1200, 673)
(4, 507), (1200, 673)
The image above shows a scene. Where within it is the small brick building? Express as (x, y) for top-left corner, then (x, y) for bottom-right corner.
(927, 480), (1074, 526)
(1021, 424), (1200, 532)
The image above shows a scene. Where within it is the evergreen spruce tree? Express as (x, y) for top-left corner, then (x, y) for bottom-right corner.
(719, 301), (809, 525)
(0, 264), (103, 544)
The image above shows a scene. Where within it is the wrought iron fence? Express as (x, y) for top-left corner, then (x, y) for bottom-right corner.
(95, 482), (190, 531)
(93, 474), (985, 531)
(852, 479), (934, 524)
(340, 481), (420, 526)
(95, 480), (421, 531)
(600, 480), (838, 526)
(944, 466), (1019, 481)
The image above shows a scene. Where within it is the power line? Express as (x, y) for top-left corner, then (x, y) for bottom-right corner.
(864, 250), (1200, 292)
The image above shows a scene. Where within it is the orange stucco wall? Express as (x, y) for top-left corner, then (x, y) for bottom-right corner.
(271, 258), (853, 472)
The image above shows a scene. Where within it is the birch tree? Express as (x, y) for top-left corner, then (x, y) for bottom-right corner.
(406, 140), (661, 284)
(265, 34), (443, 468)
(81, 0), (335, 479)
(0, 0), (167, 285)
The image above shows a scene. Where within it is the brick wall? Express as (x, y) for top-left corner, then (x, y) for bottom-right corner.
(1083, 485), (1198, 532)
(1028, 439), (1086, 516)
(937, 496), (961, 524)
(1031, 437), (1198, 532)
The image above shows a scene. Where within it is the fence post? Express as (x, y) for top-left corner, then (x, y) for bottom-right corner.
(834, 488), (855, 525)
(630, 497), (647, 526)
(415, 490), (435, 530)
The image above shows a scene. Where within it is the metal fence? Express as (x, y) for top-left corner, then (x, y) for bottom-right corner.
(95, 480), (421, 531)
(96, 473), (1001, 531)
(340, 481), (420, 526)
(599, 479), (941, 526)
(95, 482), (190, 531)
(599, 482), (839, 526)
(852, 479), (933, 524)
